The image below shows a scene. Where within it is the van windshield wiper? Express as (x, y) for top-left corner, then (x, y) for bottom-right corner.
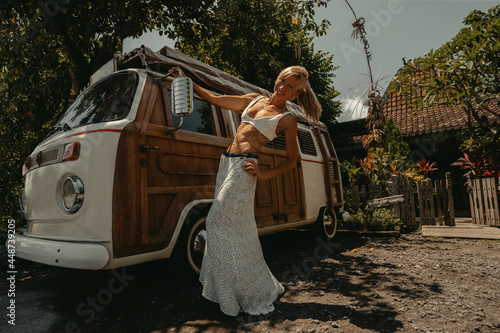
(47, 123), (72, 137)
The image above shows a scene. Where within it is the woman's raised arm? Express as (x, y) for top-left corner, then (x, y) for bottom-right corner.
(168, 67), (258, 111)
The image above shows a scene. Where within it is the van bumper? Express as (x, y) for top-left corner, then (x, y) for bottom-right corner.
(14, 233), (109, 270)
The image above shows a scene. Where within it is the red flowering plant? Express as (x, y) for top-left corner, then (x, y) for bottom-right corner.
(450, 152), (493, 178)
(416, 159), (438, 179)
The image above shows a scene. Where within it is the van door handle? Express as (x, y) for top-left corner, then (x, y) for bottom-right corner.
(139, 145), (160, 153)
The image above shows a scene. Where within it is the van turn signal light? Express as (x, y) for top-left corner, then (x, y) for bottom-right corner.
(63, 142), (81, 161)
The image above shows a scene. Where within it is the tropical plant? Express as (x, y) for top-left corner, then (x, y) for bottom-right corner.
(383, 118), (411, 165)
(416, 159), (438, 179)
(389, 5), (499, 124)
(388, 5), (500, 164)
(341, 148), (392, 187)
(340, 158), (371, 187)
(457, 121), (500, 173)
(451, 152), (493, 178)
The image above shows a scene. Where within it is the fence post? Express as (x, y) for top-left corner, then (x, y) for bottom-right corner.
(391, 175), (401, 220)
(408, 180), (417, 226)
(435, 180), (444, 226)
(495, 177), (500, 226)
(483, 178), (492, 225)
(475, 178), (485, 224)
(482, 177), (500, 226)
(417, 181), (425, 225)
(429, 180), (436, 226)
(368, 183), (375, 200)
(466, 175), (477, 224)
(445, 172), (455, 226)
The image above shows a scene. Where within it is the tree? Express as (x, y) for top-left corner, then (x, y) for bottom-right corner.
(383, 117), (411, 171)
(0, 0), (339, 224)
(0, 0), (188, 225)
(388, 5), (500, 166)
(167, 0), (341, 132)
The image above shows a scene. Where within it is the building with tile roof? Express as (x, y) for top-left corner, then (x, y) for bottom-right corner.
(331, 74), (499, 216)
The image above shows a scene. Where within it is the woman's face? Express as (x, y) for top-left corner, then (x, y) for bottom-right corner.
(274, 75), (299, 101)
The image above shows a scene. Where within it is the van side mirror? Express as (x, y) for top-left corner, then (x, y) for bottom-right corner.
(170, 71), (194, 130)
(155, 69), (194, 134)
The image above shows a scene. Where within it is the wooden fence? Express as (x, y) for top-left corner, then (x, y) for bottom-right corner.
(343, 172), (456, 227)
(467, 176), (500, 226)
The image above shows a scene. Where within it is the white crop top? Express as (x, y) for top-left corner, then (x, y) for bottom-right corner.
(241, 96), (292, 141)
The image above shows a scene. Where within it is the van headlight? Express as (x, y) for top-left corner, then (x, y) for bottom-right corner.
(62, 176), (84, 213)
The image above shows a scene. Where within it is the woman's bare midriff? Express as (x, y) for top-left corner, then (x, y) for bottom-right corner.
(227, 123), (270, 155)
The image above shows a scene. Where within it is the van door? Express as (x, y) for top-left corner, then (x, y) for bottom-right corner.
(255, 135), (306, 228)
(112, 76), (228, 258)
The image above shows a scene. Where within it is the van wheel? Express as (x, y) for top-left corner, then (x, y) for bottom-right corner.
(170, 215), (207, 282)
(314, 208), (337, 240)
(186, 216), (207, 275)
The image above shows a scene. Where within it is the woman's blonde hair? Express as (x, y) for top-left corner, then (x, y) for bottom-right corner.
(277, 66), (322, 122)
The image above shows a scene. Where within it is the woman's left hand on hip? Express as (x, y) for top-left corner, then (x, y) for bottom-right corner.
(243, 159), (263, 179)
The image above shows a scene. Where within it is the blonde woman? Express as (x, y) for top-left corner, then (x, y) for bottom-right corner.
(169, 65), (321, 317)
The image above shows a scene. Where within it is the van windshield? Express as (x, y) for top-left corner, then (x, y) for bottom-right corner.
(55, 72), (138, 130)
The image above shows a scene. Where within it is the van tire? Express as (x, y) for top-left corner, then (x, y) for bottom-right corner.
(314, 207), (337, 240)
(170, 212), (208, 283)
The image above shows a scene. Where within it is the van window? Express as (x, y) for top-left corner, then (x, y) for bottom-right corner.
(55, 72), (137, 130)
(169, 92), (216, 135)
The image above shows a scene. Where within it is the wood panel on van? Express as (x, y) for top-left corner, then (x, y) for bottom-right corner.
(113, 74), (307, 258)
(113, 76), (228, 258)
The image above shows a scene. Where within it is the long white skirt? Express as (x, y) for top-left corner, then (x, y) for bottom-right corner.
(199, 153), (284, 316)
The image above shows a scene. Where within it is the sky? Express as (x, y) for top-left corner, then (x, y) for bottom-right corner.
(123, 0), (498, 123)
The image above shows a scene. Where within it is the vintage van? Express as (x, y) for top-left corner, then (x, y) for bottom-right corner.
(15, 46), (344, 275)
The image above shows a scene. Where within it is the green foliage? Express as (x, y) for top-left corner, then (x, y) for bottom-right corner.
(0, 0), (174, 225)
(387, 5), (500, 181)
(342, 120), (415, 187)
(455, 122), (500, 173)
(457, 122), (500, 154)
(338, 208), (401, 232)
(340, 143), (438, 189)
(383, 117), (410, 169)
(388, 5), (500, 160)
(341, 147), (406, 187)
(168, 0), (341, 131)
(341, 148), (391, 187)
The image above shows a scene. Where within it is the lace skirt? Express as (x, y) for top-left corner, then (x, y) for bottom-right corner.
(199, 152), (284, 316)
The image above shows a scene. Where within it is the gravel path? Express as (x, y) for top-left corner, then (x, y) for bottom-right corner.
(1, 232), (499, 333)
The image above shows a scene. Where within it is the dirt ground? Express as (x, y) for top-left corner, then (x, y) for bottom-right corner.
(1, 230), (500, 333)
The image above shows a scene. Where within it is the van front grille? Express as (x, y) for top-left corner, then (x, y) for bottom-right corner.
(42, 148), (59, 164)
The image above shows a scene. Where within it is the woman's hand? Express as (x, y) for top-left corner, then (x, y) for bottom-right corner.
(243, 159), (265, 179)
(168, 67), (184, 78)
